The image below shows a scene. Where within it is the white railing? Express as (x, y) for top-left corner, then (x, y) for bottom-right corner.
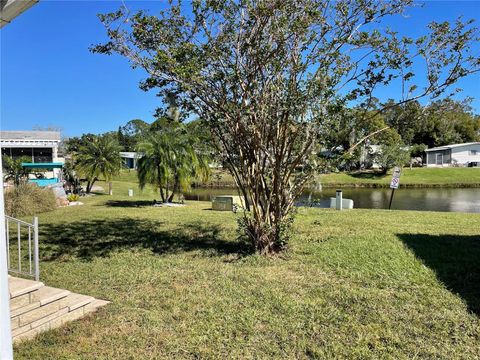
(5, 216), (39, 281)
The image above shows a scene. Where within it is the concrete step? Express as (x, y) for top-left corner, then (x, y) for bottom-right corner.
(8, 276), (110, 343)
(10, 286), (71, 318)
(13, 293), (109, 343)
(31, 286), (70, 306)
(9, 277), (44, 299)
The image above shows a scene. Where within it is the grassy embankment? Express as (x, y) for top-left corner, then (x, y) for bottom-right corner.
(13, 175), (480, 359)
(195, 167), (480, 188)
(321, 167), (480, 188)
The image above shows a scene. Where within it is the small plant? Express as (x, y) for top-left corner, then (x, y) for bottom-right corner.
(67, 194), (80, 202)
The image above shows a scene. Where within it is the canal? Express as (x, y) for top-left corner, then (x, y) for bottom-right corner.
(185, 187), (480, 213)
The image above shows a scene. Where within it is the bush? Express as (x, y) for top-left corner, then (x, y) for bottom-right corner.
(67, 194), (80, 202)
(4, 183), (57, 218)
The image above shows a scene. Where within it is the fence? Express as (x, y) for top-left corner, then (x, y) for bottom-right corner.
(5, 215), (39, 281)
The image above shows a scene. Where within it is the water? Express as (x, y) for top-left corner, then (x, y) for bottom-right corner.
(185, 187), (480, 213)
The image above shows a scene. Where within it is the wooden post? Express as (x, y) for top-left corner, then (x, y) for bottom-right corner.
(388, 188), (395, 210)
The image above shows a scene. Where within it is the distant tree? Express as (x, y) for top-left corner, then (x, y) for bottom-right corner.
(74, 135), (123, 193)
(64, 134), (97, 154)
(2, 156), (32, 186)
(383, 98), (480, 148)
(137, 120), (209, 202)
(94, 1), (480, 254)
(373, 144), (410, 174)
(32, 125), (63, 133)
(117, 119), (149, 151)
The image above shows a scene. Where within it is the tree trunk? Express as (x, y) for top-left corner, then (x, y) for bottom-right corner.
(167, 175), (179, 203)
(86, 178), (97, 193)
(108, 181), (113, 195)
(159, 187), (166, 203)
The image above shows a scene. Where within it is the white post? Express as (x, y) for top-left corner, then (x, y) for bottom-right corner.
(33, 217), (39, 282)
(336, 189), (343, 211)
(52, 145), (58, 161)
(0, 154), (14, 359)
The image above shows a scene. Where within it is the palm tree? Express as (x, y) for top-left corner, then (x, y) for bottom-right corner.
(136, 122), (209, 202)
(2, 156), (32, 186)
(74, 135), (123, 193)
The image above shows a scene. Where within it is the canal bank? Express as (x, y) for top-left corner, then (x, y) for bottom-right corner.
(193, 167), (480, 189)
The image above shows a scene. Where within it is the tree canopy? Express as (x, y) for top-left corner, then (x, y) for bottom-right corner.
(94, 0), (480, 254)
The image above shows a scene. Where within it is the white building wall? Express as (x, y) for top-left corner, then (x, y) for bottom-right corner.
(451, 144), (480, 166)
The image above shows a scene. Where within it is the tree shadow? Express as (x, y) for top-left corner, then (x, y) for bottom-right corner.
(349, 171), (388, 179)
(397, 233), (480, 315)
(39, 217), (252, 262)
(103, 200), (156, 208)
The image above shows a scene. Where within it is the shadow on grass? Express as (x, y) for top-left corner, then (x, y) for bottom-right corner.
(398, 233), (480, 316)
(348, 171), (388, 179)
(40, 217), (252, 261)
(103, 200), (156, 207)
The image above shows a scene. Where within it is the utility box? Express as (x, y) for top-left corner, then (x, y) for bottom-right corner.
(212, 195), (246, 211)
(329, 197), (354, 209)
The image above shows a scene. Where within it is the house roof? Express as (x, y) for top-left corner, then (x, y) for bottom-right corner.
(0, 0), (38, 28)
(119, 152), (137, 158)
(425, 142), (480, 152)
(0, 131), (61, 142)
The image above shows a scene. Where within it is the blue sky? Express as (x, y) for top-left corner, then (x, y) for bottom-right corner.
(1, 0), (479, 137)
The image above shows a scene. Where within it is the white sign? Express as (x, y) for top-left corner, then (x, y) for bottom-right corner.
(390, 167), (401, 189)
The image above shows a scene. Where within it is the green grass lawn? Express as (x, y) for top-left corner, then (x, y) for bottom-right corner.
(13, 177), (480, 359)
(185, 167), (480, 189)
(320, 167), (480, 188)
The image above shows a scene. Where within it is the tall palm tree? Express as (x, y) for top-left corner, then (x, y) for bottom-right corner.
(74, 135), (123, 193)
(136, 122), (209, 202)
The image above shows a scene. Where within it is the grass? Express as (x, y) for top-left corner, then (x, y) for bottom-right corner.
(320, 167), (480, 188)
(13, 176), (480, 359)
(188, 167), (480, 189)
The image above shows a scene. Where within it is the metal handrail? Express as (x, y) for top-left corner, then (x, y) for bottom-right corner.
(5, 216), (39, 281)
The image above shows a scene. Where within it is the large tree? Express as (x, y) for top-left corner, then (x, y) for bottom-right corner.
(93, 0), (480, 254)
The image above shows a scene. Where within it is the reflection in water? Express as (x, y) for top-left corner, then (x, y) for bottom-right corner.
(185, 187), (480, 213)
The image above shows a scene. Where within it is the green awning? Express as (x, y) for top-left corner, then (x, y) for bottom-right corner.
(21, 162), (64, 169)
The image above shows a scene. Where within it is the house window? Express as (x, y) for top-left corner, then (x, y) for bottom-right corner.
(469, 150), (478, 156)
(436, 153), (443, 165)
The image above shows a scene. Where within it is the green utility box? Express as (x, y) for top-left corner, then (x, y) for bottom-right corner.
(212, 195), (246, 211)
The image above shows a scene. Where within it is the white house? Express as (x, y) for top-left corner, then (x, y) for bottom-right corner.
(425, 142), (480, 167)
(1, 130), (64, 180)
(0, 130), (62, 162)
(120, 151), (138, 169)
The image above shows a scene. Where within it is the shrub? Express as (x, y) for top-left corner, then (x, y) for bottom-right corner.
(67, 194), (80, 202)
(4, 183), (57, 218)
